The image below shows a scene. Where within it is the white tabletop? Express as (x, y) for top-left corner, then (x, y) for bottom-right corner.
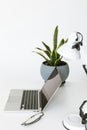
(0, 60), (87, 130)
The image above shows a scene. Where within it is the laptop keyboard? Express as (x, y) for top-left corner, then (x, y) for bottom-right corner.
(21, 90), (38, 110)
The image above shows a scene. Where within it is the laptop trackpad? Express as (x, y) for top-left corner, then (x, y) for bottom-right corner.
(5, 89), (23, 111)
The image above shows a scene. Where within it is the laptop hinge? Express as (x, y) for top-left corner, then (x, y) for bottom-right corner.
(39, 90), (48, 110)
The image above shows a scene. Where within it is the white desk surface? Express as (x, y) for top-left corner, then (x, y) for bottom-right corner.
(0, 60), (87, 130)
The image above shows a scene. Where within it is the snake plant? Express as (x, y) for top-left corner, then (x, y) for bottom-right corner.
(34, 26), (68, 66)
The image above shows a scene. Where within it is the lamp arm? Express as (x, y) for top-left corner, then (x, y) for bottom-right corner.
(80, 48), (87, 74)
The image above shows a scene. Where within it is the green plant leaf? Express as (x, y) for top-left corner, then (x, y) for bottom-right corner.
(35, 47), (42, 51)
(53, 26), (58, 51)
(36, 47), (51, 58)
(57, 38), (68, 49)
(50, 50), (57, 65)
(33, 51), (52, 65)
(44, 50), (51, 58)
(33, 25), (67, 66)
(54, 56), (63, 66)
(56, 52), (60, 59)
(42, 41), (51, 52)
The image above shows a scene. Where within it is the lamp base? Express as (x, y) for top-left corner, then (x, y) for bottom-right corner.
(62, 113), (85, 130)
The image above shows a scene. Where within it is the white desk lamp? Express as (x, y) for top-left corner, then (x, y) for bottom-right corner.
(58, 32), (87, 74)
(59, 32), (87, 129)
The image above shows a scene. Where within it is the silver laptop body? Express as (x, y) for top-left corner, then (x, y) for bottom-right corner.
(5, 68), (62, 111)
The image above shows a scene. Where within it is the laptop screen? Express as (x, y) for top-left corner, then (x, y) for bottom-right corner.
(40, 68), (62, 110)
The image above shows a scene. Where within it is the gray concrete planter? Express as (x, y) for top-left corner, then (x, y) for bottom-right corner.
(40, 61), (69, 82)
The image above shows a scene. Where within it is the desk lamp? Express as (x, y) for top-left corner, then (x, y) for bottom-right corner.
(58, 31), (87, 74)
(59, 32), (87, 129)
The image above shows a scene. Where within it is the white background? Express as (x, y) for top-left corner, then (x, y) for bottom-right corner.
(0, 1), (87, 130)
(0, 0), (87, 89)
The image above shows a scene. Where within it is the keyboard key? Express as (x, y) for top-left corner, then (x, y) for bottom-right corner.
(21, 90), (38, 110)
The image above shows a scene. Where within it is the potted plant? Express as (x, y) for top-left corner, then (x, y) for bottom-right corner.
(34, 26), (69, 83)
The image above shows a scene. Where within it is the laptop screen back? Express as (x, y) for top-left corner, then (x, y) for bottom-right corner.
(40, 68), (62, 110)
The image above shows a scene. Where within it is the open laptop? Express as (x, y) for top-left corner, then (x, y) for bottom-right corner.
(5, 68), (62, 111)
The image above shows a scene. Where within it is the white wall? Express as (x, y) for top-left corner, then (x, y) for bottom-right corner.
(0, 0), (87, 88)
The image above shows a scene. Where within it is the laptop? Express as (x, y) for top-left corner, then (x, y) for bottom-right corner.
(5, 68), (62, 111)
